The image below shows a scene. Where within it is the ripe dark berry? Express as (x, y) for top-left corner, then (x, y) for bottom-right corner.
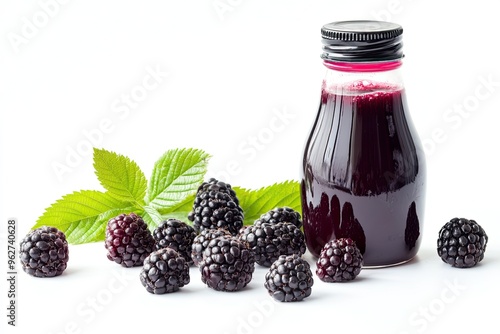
(105, 213), (155, 268)
(437, 218), (488, 268)
(152, 218), (196, 265)
(238, 222), (306, 267)
(191, 228), (232, 267)
(188, 178), (244, 235)
(19, 226), (69, 278)
(199, 236), (255, 292)
(140, 247), (190, 294)
(256, 207), (302, 229)
(264, 254), (313, 302)
(316, 238), (363, 282)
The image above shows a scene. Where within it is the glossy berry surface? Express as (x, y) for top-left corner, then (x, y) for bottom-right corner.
(105, 213), (155, 268)
(239, 222), (306, 267)
(191, 228), (232, 267)
(199, 236), (255, 292)
(153, 218), (196, 265)
(188, 178), (244, 235)
(256, 207), (303, 229)
(19, 226), (69, 278)
(316, 238), (363, 282)
(140, 247), (190, 294)
(437, 218), (488, 268)
(264, 254), (313, 302)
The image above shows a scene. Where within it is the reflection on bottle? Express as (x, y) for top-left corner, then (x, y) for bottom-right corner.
(404, 201), (420, 250)
(330, 193), (341, 237)
(307, 193), (335, 257)
(339, 202), (366, 254)
(302, 191), (366, 257)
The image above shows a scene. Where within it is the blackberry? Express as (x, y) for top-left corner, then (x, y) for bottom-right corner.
(105, 213), (155, 268)
(238, 222), (306, 267)
(191, 228), (232, 266)
(152, 218), (196, 265)
(256, 207), (302, 229)
(199, 236), (255, 292)
(188, 178), (244, 235)
(437, 218), (488, 268)
(193, 178), (240, 204)
(19, 226), (69, 278)
(264, 254), (314, 302)
(140, 247), (190, 294)
(316, 238), (363, 282)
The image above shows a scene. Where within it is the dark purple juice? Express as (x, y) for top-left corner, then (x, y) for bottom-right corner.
(301, 82), (426, 267)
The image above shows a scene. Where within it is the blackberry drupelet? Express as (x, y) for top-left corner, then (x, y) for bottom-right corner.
(316, 238), (363, 282)
(437, 218), (488, 268)
(191, 228), (232, 266)
(199, 236), (255, 292)
(140, 247), (190, 294)
(152, 218), (196, 265)
(256, 207), (302, 229)
(188, 178), (244, 235)
(105, 213), (155, 268)
(264, 254), (314, 302)
(238, 222), (306, 267)
(19, 226), (69, 278)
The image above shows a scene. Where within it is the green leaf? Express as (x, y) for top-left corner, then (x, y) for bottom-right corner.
(146, 148), (210, 210)
(141, 205), (164, 231)
(159, 193), (195, 223)
(33, 190), (135, 244)
(234, 180), (302, 226)
(34, 145), (302, 245)
(93, 148), (147, 203)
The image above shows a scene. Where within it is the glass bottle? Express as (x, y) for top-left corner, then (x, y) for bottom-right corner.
(300, 20), (426, 267)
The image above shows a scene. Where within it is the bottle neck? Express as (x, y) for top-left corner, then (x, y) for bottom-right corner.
(322, 60), (404, 94)
(323, 60), (402, 72)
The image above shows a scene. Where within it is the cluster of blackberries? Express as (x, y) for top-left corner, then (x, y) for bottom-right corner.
(20, 174), (490, 305)
(187, 178), (316, 300)
(238, 218), (306, 267)
(188, 179), (313, 299)
(235, 199), (313, 302)
(18, 178), (314, 302)
(102, 214), (196, 293)
(187, 179), (255, 292)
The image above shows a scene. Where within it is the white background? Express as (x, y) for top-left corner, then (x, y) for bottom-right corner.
(1, 1), (499, 333)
